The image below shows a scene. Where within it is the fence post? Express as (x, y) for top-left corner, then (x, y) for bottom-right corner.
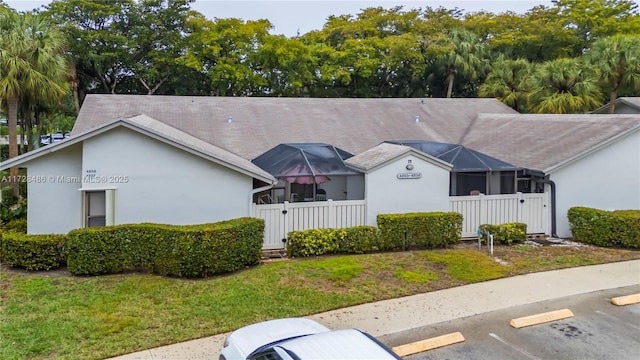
(516, 191), (523, 223)
(479, 194), (488, 226)
(328, 199), (335, 228)
(282, 201), (290, 244)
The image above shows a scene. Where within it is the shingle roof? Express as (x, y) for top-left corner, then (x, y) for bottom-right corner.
(73, 95), (518, 159)
(125, 115), (276, 182)
(345, 143), (451, 172)
(1, 113), (276, 183)
(592, 97), (640, 114)
(72, 95), (640, 174)
(460, 114), (640, 172)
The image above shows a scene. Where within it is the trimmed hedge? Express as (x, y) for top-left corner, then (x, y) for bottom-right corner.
(1, 232), (67, 271)
(3, 218), (27, 233)
(568, 207), (640, 248)
(66, 218), (265, 277)
(287, 226), (379, 257)
(377, 212), (462, 251)
(478, 222), (527, 245)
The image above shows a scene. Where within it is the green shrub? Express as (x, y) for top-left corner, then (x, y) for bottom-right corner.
(1, 186), (18, 206)
(286, 226), (379, 257)
(478, 222), (527, 245)
(1, 200), (27, 224)
(66, 218), (265, 277)
(377, 212), (462, 251)
(568, 207), (640, 248)
(1, 232), (67, 271)
(3, 218), (27, 233)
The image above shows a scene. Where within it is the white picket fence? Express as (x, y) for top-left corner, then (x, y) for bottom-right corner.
(254, 192), (548, 249)
(254, 200), (367, 249)
(449, 192), (548, 238)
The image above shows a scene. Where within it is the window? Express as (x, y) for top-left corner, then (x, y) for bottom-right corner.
(82, 189), (115, 228)
(85, 191), (106, 227)
(454, 172), (487, 196)
(500, 171), (516, 194)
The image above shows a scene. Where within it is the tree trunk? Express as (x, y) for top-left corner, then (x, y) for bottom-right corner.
(70, 63), (80, 114)
(7, 96), (20, 196)
(608, 79), (619, 114)
(446, 66), (456, 98)
(24, 106), (33, 152)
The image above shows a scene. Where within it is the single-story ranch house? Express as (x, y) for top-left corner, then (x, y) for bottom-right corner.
(1, 95), (638, 248)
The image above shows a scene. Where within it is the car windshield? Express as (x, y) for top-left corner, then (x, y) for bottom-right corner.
(252, 329), (401, 360)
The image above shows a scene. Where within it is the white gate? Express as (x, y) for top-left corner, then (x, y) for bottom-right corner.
(254, 200), (367, 249)
(449, 192), (549, 238)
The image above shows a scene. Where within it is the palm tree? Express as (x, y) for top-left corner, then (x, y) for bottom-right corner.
(0, 8), (68, 194)
(584, 35), (640, 113)
(428, 28), (489, 98)
(527, 58), (602, 114)
(479, 57), (533, 112)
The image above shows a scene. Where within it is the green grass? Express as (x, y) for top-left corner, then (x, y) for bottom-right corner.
(1, 245), (639, 360)
(419, 249), (511, 282)
(394, 269), (440, 284)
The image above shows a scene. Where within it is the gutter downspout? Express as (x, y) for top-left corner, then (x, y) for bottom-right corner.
(537, 178), (558, 238)
(249, 182), (277, 217)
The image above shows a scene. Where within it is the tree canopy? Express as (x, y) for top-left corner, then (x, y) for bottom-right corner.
(0, 0), (638, 134)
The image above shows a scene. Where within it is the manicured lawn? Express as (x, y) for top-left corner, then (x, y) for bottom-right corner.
(1, 244), (639, 360)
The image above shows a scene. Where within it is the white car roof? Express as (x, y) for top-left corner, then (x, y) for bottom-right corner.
(228, 318), (330, 358)
(276, 329), (400, 359)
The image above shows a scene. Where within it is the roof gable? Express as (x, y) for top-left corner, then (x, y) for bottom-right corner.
(591, 97), (640, 114)
(385, 140), (520, 172)
(0, 114), (276, 184)
(345, 143), (452, 172)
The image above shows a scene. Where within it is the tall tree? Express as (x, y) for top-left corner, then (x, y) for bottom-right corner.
(45, 0), (135, 98)
(527, 58), (602, 113)
(427, 28), (489, 98)
(252, 35), (316, 96)
(182, 15), (271, 96)
(553, 0), (640, 55)
(479, 57), (532, 112)
(584, 35), (640, 112)
(464, 7), (577, 62)
(123, 0), (194, 95)
(0, 8), (68, 193)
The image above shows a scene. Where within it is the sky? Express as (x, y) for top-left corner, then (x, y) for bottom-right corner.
(5, 0), (558, 37)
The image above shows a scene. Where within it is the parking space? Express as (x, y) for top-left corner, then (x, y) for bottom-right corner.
(379, 286), (640, 360)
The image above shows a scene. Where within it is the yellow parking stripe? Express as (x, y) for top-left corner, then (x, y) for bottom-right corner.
(392, 332), (465, 357)
(510, 308), (574, 328)
(611, 293), (640, 306)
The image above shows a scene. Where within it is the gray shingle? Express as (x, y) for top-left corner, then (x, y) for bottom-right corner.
(461, 114), (640, 171)
(73, 95), (640, 173)
(74, 95), (518, 159)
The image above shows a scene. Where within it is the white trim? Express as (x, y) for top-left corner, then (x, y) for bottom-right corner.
(0, 117), (276, 185)
(347, 148), (453, 173)
(80, 188), (116, 227)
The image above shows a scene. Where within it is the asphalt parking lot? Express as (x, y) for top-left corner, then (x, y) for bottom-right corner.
(380, 285), (640, 360)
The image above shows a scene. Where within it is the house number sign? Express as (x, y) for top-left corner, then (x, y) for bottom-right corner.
(397, 172), (422, 179)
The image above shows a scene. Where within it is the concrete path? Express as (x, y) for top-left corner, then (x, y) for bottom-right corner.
(110, 260), (640, 360)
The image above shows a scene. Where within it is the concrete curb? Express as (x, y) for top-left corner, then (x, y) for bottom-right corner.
(109, 260), (640, 360)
